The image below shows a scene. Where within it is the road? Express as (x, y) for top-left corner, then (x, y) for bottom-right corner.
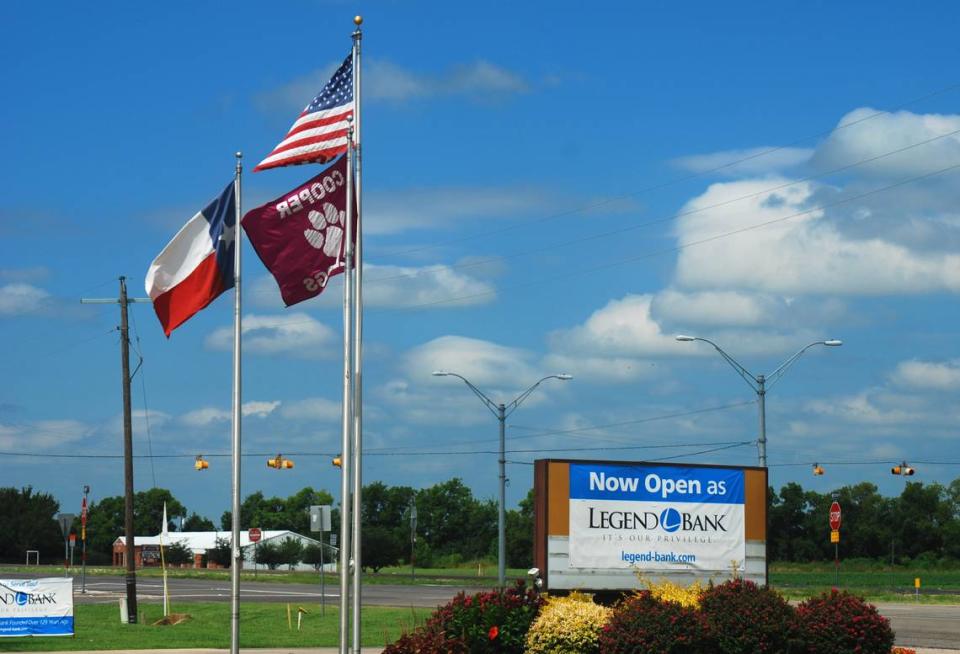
(8, 575), (960, 649)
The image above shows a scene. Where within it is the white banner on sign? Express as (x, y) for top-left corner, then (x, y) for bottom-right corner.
(569, 499), (745, 571)
(0, 577), (74, 637)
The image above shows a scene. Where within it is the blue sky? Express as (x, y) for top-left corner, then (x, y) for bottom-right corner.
(3, 1), (960, 524)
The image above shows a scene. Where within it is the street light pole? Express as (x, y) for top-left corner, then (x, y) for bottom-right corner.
(675, 336), (842, 467)
(433, 371), (572, 587)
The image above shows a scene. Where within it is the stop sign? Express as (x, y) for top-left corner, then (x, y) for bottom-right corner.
(829, 501), (842, 531)
(249, 527), (262, 543)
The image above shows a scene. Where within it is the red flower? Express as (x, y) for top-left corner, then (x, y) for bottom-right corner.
(488, 625), (499, 640)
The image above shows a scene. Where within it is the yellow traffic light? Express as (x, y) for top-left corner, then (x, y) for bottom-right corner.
(812, 464), (824, 476)
(332, 455), (342, 468)
(891, 465), (902, 475)
(195, 455), (209, 471)
(267, 454), (293, 469)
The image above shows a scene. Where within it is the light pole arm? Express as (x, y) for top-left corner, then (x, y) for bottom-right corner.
(444, 372), (501, 417)
(694, 337), (759, 392)
(505, 375), (566, 417)
(766, 341), (836, 389)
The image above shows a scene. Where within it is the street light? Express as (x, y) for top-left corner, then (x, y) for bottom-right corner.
(675, 335), (842, 467)
(433, 370), (572, 587)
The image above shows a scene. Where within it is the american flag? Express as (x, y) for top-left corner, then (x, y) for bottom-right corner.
(254, 54), (354, 172)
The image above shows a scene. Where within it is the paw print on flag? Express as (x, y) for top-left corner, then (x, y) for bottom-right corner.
(304, 202), (345, 261)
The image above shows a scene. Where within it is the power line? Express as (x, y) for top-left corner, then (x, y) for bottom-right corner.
(129, 309), (158, 488)
(378, 81), (960, 260)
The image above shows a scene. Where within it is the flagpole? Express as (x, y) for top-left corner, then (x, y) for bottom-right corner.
(161, 502), (169, 617)
(230, 152), (243, 654)
(350, 16), (364, 654)
(338, 129), (355, 654)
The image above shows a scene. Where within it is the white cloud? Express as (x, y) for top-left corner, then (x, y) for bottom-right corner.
(181, 400), (281, 426)
(206, 313), (338, 358)
(0, 283), (53, 316)
(257, 59), (529, 113)
(651, 289), (778, 327)
(280, 397), (342, 422)
(811, 108), (960, 178)
(549, 294), (689, 358)
(672, 178), (960, 295)
(0, 267), (50, 283)
(0, 420), (91, 450)
(406, 335), (539, 390)
(541, 353), (658, 383)
(890, 359), (960, 391)
(673, 147), (812, 177)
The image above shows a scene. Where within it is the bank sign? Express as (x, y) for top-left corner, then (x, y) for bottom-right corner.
(0, 578), (74, 637)
(569, 463), (745, 571)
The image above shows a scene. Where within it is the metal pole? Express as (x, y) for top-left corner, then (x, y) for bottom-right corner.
(498, 403), (506, 588)
(320, 536), (325, 617)
(757, 375), (767, 468)
(81, 487), (88, 593)
(229, 152), (243, 654)
(338, 126), (355, 654)
(350, 20), (364, 654)
(119, 276), (138, 624)
(834, 542), (839, 587)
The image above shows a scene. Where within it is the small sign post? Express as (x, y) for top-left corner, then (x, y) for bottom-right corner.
(249, 528), (262, 579)
(915, 577), (920, 601)
(829, 501), (842, 587)
(55, 513), (75, 576)
(310, 506), (332, 616)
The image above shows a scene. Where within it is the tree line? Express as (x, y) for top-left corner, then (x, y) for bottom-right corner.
(2, 476), (958, 568)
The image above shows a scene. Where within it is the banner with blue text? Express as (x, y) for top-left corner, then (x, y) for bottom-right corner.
(0, 578), (74, 637)
(568, 463), (745, 572)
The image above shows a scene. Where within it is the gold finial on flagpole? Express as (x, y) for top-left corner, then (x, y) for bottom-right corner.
(354, 15), (363, 26)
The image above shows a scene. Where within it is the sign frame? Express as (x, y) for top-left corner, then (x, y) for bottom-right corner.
(248, 528), (262, 543)
(829, 501), (842, 531)
(534, 458), (768, 592)
(0, 578), (74, 637)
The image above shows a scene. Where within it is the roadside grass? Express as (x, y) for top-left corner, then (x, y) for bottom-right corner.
(0, 602), (430, 651)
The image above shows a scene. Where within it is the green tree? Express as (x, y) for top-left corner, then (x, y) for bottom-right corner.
(276, 537), (304, 569)
(133, 488), (186, 535)
(414, 478), (496, 562)
(84, 495), (125, 564)
(302, 542), (335, 570)
(206, 537), (232, 568)
(254, 541), (283, 570)
(164, 541), (194, 566)
(361, 525), (404, 572)
(183, 512), (215, 531)
(0, 487), (62, 564)
(505, 489), (535, 568)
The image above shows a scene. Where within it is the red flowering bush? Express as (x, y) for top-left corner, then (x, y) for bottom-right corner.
(699, 578), (799, 653)
(383, 580), (543, 654)
(794, 590), (894, 654)
(598, 590), (712, 654)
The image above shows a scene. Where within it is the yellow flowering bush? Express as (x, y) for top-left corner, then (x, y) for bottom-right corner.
(524, 592), (611, 654)
(635, 574), (704, 609)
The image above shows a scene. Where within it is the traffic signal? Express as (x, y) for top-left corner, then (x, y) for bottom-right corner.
(332, 455), (342, 468)
(267, 454), (294, 469)
(812, 464), (824, 476)
(195, 455), (209, 471)
(892, 461), (916, 476)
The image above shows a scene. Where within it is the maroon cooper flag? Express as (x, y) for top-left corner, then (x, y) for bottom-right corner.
(242, 155), (355, 306)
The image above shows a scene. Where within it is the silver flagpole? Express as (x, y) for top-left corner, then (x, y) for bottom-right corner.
(350, 16), (364, 654)
(230, 152), (243, 654)
(338, 128), (355, 654)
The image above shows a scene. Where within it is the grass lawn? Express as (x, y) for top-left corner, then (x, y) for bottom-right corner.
(769, 561), (960, 602)
(0, 602), (430, 651)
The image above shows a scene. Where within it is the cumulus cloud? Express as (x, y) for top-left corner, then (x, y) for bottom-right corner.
(407, 335), (539, 389)
(673, 147), (813, 177)
(651, 289), (778, 327)
(206, 313), (338, 358)
(890, 359), (960, 391)
(672, 178), (960, 295)
(811, 108), (960, 178)
(0, 267), (50, 283)
(257, 58), (529, 113)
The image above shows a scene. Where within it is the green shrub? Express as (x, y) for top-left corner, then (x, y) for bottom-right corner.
(525, 592), (611, 654)
(699, 579), (798, 654)
(383, 580), (542, 654)
(794, 589), (894, 654)
(598, 591), (711, 654)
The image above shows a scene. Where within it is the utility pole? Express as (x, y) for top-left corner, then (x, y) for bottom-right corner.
(82, 276), (150, 624)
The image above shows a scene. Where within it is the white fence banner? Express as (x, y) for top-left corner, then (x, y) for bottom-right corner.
(568, 463), (746, 572)
(0, 578), (74, 637)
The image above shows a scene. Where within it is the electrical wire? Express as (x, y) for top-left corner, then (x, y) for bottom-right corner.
(129, 309), (158, 488)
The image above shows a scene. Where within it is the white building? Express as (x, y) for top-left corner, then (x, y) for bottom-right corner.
(111, 530), (336, 572)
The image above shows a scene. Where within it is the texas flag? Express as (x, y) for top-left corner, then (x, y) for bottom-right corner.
(145, 182), (236, 336)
